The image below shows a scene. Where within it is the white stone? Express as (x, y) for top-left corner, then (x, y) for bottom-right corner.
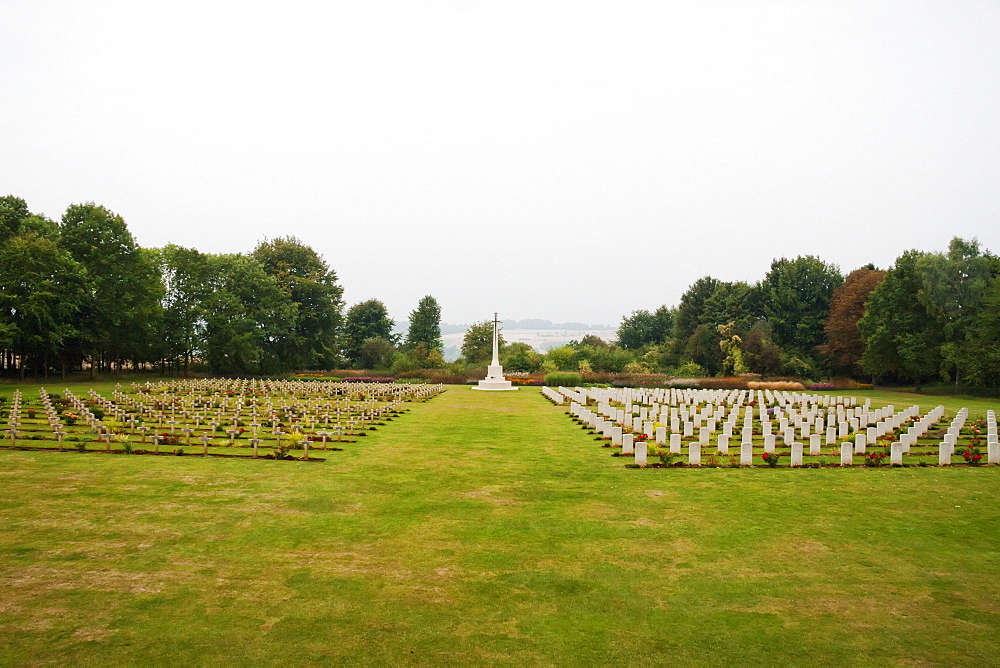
(741, 441), (753, 466)
(890, 442), (903, 465)
(988, 442), (999, 465)
(718, 434), (729, 454)
(840, 442), (853, 466)
(635, 441), (647, 466)
(670, 433), (682, 454)
(655, 426), (666, 445)
(809, 433), (821, 455)
(854, 433), (867, 454)
(938, 443), (952, 466)
(763, 434), (775, 453)
(473, 313), (518, 391)
(790, 442), (803, 466)
(688, 442), (701, 466)
(622, 433), (634, 455)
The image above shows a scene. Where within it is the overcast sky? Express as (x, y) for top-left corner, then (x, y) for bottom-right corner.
(3, 1), (998, 327)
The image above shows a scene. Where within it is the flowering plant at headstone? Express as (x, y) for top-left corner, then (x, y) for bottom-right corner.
(961, 446), (983, 466)
(761, 452), (780, 468)
(864, 450), (888, 467)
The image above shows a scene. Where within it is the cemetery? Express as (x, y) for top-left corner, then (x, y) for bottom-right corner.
(1, 379), (443, 460)
(546, 385), (999, 468)
(1, 379), (998, 665)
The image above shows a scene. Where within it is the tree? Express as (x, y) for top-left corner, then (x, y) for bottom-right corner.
(915, 238), (996, 388)
(760, 255), (843, 354)
(672, 277), (721, 356)
(201, 254), (295, 374)
(717, 321), (748, 376)
(0, 232), (87, 377)
(616, 306), (672, 349)
(700, 281), (760, 333)
(252, 237), (344, 369)
(742, 321), (783, 376)
(818, 265), (886, 377)
(461, 320), (504, 365)
(0, 195), (30, 244)
(682, 323), (722, 375)
(404, 295), (443, 354)
(501, 342), (541, 372)
(957, 274), (1000, 393)
(154, 245), (213, 375)
(343, 300), (396, 368)
(59, 202), (163, 373)
(859, 250), (943, 385)
(356, 337), (396, 370)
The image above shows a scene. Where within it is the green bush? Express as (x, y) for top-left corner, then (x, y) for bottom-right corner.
(544, 372), (582, 387)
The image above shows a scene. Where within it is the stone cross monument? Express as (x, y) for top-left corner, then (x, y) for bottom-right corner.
(472, 312), (517, 391)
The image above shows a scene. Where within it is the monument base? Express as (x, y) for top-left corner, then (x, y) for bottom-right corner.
(472, 377), (518, 391)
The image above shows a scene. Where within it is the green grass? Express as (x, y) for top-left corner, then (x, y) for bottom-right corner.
(0, 383), (999, 665)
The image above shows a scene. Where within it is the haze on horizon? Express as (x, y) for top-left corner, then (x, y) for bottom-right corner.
(2, 1), (998, 328)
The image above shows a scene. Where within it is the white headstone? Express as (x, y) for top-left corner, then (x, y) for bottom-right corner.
(790, 442), (803, 466)
(635, 441), (647, 466)
(840, 442), (853, 466)
(740, 441), (753, 466)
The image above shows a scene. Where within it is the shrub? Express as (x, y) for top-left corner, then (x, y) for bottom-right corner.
(761, 452), (780, 467)
(808, 382), (837, 391)
(675, 362), (707, 377)
(545, 372), (582, 387)
(699, 377), (749, 390)
(747, 380), (806, 391)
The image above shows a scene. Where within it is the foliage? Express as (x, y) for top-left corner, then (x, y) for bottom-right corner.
(544, 372), (582, 387)
(252, 236), (344, 369)
(616, 306), (672, 349)
(404, 295), (443, 355)
(675, 361), (707, 377)
(860, 250), (945, 385)
(682, 323), (722, 375)
(356, 336), (396, 370)
(818, 265), (886, 376)
(717, 321), (748, 376)
(201, 254), (295, 374)
(672, 276), (721, 357)
(461, 320), (504, 365)
(343, 299), (396, 368)
(0, 232), (88, 376)
(760, 255), (843, 355)
(501, 342), (542, 373)
(761, 452), (780, 468)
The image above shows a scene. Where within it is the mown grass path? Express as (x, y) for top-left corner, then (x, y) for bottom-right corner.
(1, 385), (999, 665)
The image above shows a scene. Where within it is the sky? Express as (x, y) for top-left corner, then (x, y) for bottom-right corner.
(3, 1), (999, 327)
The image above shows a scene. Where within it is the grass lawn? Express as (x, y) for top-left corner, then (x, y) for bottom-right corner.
(1, 383), (999, 665)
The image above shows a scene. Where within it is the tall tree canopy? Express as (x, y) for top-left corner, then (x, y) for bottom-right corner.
(616, 306), (672, 349)
(201, 254), (294, 375)
(252, 237), (344, 369)
(343, 299), (396, 367)
(60, 202), (163, 372)
(0, 232), (87, 377)
(404, 295), (443, 353)
(760, 256), (843, 354)
(461, 320), (505, 366)
(859, 250), (943, 384)
(818, 265), (886, 376)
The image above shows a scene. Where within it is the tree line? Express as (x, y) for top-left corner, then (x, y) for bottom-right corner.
(471, 239), (999, 394)
(0, 196), (443, 377)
